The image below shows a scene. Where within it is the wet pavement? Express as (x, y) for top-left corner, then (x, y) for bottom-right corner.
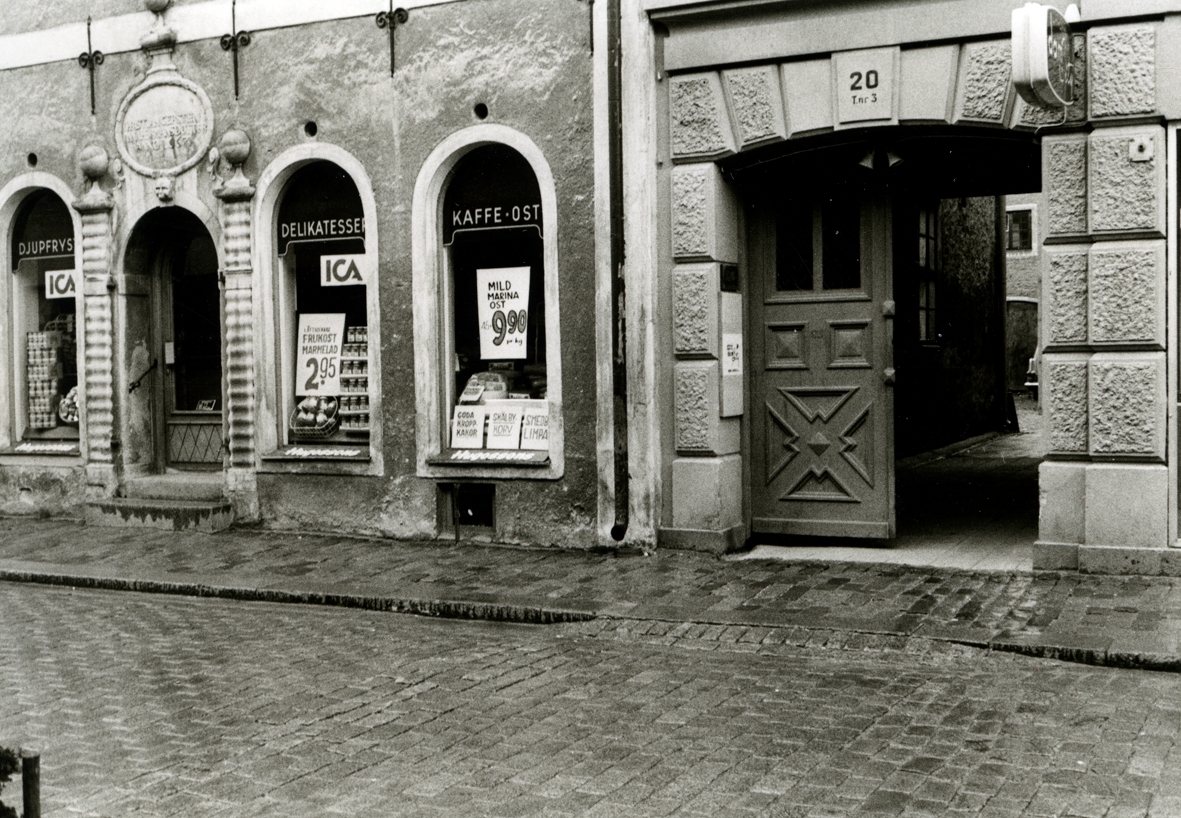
(4, 583), (1181, 817)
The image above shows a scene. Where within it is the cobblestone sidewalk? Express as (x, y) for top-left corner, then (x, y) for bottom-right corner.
(0, 515), (1178, 672)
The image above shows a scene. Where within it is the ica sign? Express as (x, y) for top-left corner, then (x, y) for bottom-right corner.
(320, 254), (370, 287)
(44, 269), (77, 299)
(1012, 3), (1075, 108)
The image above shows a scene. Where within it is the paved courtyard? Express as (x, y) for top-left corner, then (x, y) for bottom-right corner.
(3, 583), (1181, 817)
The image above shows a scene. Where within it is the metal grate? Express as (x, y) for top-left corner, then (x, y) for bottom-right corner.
(168, 422), (224, 464)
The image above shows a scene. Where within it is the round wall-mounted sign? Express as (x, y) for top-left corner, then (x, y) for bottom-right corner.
(115, 75), (214, 177)
(1012, 3), (1074, 108)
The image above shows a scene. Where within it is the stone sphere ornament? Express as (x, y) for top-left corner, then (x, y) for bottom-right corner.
(145, 0), (172, 13)
(79, 145), (110, 181)
(219, 129), (251, 167)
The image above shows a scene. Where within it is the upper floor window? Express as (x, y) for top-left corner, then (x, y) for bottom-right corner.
(9, 190), (79, 444)
(1006, 207), (1034, 252)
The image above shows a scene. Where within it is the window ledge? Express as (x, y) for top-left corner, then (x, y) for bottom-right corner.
(1, 441), (81, 457)
(259, 444), (374, 475)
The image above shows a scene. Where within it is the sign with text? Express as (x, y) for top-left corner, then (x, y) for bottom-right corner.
(722, 333), (743, 377)
(1012, 3), (1074, 107)
(446, 202), (542, 244)
(520, 404), (549, 451)
(295, 313), (346, 397)
(476, 267), (530, 360)
(486, 404), (523, 450)
(44, 269), (78, 299)
(834, 48), (896, 124)
(321, 254), (371, 287)
(451, 405), (486, 448)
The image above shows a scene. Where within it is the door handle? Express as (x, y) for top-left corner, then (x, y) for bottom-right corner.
(883, 367), (896, 386)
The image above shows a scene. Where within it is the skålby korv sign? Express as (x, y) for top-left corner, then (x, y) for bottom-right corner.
(1012, 3), (1074, 108)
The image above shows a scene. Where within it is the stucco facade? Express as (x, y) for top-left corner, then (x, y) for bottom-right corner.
(0, 0), (604, 546)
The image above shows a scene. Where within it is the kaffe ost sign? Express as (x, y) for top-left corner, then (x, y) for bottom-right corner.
(445, 202), (542, 245)
(1012, 2), (1074, 107)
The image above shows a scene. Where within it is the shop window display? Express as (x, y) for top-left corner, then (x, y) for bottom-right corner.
(442, 145), (548, 460)
(275, 162), (369, 447)
(9, 190), (79, 442)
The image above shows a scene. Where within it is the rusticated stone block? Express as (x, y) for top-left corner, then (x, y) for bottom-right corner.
(671, 163), (738, 262)
(954, 40), (1011, 123)
(1089, 127), (1163, 233)
(669, 72), (734, 161)
(673, 263), (719, 358)
(1044, 136), (1087, 235)
(722, 66), (785, 151)
(1089, 26), (1155, 117)
(1043, 358), (1088, 453)
(1045, 249), (1087, 346)
(1089, 241), (1164, 345)
(1014, 95), (1065, 130)
(673, 362), (738, 454)
(1089, 355), (1163, 457)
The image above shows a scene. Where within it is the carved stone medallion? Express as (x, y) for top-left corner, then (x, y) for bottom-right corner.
(115, 74), (214, 178)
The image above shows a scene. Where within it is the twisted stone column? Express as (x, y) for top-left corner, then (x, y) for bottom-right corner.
(73, 179), (117, 497)
(215, 146), (259, 519)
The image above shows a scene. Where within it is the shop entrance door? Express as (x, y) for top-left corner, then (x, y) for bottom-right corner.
(748, 189), (895, 538)
(153, 214), (224, 470)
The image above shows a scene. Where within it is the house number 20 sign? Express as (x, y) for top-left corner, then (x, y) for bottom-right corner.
(834, 47), (896, 124)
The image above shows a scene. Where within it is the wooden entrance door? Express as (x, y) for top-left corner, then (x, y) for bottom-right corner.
(749, 189), (895, 538)
(154, 219), (224, 469)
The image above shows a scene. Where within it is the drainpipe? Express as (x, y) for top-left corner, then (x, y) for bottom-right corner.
(607, 0), (628, 541)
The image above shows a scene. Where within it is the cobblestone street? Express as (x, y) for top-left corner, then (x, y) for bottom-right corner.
(3, 584), (1181, 817)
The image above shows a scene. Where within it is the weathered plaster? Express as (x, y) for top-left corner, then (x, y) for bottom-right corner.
(1090, 358), (1161, 456)
(1089, 128), (1162, 233)
(669, 72), (733, 160)
(1045, 249), (1088, 346)
(1088, 242), (1163, 345)
(1045, 138), (1087, 235)
(1043, 360), (1088, 453)
(1088, 26), (1155, 117)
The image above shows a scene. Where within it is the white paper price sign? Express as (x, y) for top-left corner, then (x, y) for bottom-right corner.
(295, 313), (346, 397)
(486, 404), (523, 449)
(477, 267), (530, 360)
(520, 405), (549, 450)
(451, 405), (486, 448)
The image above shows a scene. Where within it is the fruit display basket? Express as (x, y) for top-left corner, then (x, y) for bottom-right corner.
(289, 396), (340, 440)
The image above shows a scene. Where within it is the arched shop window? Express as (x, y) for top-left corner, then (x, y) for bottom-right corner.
(8, 190), (80, 447)
(275, 161), (371, 450)
(441, 145), (549, 461)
